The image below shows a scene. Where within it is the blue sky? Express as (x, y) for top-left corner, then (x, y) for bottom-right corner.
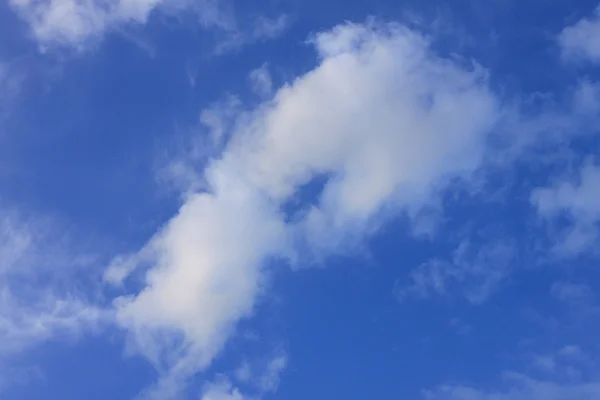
(2, 0), (600, 399)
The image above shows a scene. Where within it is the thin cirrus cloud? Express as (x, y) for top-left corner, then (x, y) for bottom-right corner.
(551, 282), (595, 303)
(0, 209), (108, 356)
(104, 20), (502, 397)
(214, 14), (290, 54)
(424, 346), (600, 400)
(1, 60), (107, 365)
(424, 377), (600, 400)
(395, 239), (516, 304)
(0, 62), (24, 122)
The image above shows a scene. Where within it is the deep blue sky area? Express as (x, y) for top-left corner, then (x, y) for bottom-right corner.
(1, 1), (600, 400)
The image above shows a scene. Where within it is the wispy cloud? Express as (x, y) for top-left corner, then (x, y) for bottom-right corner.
(0, 61), (25, 122)
(248, 64), (273, 98)
(234, 352), (287, 394)
(425, 377), (600, 400)
(551, 282), (595, 304)
(396, 239), (516, 304)
(214, 14), (290, 54)
(531, 159), (600, 256)
(0, 292), (107, 355)
(559, 6), (600, 63)
(8, 0), (233, 49)
(8, 0), (291, 53)
(200, 379), (245, 400)
(0, 209), (109, 357)
(425, 345), (600, 400)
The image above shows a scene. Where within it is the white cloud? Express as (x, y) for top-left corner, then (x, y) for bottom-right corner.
(531, 354), (557, 372)
(531, 160), (600, 255)
(0, 63), (110, 362)
(109, 21), (501, 397)
(559, 6), (600, 63)
(112, 174), (290, 398)
(572, 80), (600, 116)
(258, 353), (286, 393)
(0, 213), (33, 275)
(424, 376), (600, 400)
(8, 0), (232, 48)
(425, 345), (600, 400)
(559, 345), (585, 360)
(396, 239), (515, 304)
(229, 23), (497, 253)
(252, 14), (288, 41)
(198, 353), (285, 400)
(234, 361), (252, 383)
(551, 282), (595, 303)
(233, 352), (287, 394)
(249, 64), (273, 98)
(0, 291), (107, 354)
(214, 14), (290, 54)
(0, 209), (108, 356)
(200, 380), (245, 400)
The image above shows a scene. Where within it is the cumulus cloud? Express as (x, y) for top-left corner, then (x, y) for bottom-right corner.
(559, 6), (600, 63)
(108, 21), (501, 397)
(531, 159), (600, 255)
(114, 175), (289, 391)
